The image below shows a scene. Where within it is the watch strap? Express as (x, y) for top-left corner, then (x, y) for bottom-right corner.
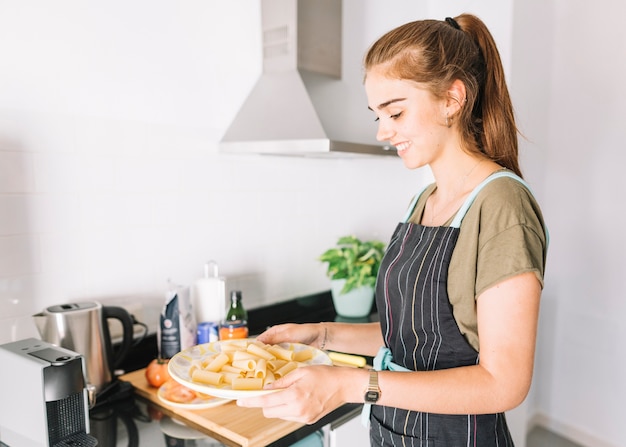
(368, 369), (378, 389)
(364, 369), (381, 403)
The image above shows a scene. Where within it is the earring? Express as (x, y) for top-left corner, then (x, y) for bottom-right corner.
(445, 112), (450, 128)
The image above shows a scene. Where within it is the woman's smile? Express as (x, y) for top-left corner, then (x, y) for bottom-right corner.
(393, 141), (411, 154)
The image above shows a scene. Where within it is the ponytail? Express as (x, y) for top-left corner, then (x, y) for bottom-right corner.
(364, 14), (522, 177)
(455, 14), (521, 177)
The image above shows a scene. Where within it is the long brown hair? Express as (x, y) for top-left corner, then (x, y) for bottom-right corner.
(364, 14), (522, 177)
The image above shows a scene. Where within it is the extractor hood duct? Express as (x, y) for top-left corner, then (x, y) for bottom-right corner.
(220, 0), (395, 157)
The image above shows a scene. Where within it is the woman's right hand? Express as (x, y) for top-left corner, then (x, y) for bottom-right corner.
(255, 323), (326, 349)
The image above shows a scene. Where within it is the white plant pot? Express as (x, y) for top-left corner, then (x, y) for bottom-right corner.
(330, 279), (375, 318)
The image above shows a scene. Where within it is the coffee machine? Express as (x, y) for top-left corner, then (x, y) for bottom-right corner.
(0, 338), (98, 447)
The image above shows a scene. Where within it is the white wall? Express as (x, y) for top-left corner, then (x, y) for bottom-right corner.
(0, 2), (425, 319)
(529, 1), (626, 446)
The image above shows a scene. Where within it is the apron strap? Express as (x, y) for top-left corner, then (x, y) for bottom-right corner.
(450, 171), (533, 228)
(401, 172), (532, 227)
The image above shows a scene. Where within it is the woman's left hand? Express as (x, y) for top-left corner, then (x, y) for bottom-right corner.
(236, 364), (355, 424)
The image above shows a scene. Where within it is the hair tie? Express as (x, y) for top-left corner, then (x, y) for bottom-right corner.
(445, 17), (461, 30)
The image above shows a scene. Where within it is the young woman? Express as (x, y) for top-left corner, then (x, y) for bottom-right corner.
(238, 14), (548, 446)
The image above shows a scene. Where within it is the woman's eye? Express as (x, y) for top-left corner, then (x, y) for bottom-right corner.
(374, 112), (402, 122)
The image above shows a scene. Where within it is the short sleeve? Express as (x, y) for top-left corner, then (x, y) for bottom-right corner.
(447, 175), (548, 351)
(476, 220), (546, 295)
(474, 177), (547, 295)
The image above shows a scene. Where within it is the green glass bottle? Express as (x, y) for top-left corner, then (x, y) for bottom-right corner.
(219, 290), (248, 339)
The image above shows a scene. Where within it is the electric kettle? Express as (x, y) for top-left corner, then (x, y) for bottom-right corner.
(33, 301), (134, 395)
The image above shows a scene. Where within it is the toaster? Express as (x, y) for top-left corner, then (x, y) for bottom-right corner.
(0, 338), (98, 447)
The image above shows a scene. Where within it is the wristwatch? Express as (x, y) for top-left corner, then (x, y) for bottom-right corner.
(364, 369), (381, 403)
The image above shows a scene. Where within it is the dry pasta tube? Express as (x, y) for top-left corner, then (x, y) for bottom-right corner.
(205, 353), (230, 372)
(220, 364), (246, 375)
(232, 350), (260, 362)
(189, 359), (204, 376)
(267, 359), (288, 372)
(267, 345), (295, 361)
(232, 359), (256, 371)
(192, 369), (224, 386)
(222, 371), (244, 385)
(274, 361), (298, 378)
(246, 343), (276, 361)
(264, 369), (276, 385)
(231, 377), (264, 390)
(254, 358), (267, 379)
(200, 355), (216, 368)
(220, 339), (248, 352)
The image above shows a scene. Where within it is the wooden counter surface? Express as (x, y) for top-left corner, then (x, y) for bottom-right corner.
(119, 368), (305, 447)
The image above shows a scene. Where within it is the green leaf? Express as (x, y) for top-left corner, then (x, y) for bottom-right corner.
(318, 235), (386, 295)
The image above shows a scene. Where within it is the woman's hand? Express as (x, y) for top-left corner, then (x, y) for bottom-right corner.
(256, 323), (326, 349)
(236, 364), (364, 424)
(258, 322), (383, 356)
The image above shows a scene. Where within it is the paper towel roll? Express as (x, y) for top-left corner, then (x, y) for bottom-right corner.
(192, 261), (226, 324)
(193, 277), (225, 323)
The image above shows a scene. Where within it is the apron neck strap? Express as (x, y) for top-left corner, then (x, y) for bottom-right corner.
(450, 170), (530, 228)
(401, 171), (532, 227)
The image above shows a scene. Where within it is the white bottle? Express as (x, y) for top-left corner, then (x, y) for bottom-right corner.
(191, 261), (226, 324)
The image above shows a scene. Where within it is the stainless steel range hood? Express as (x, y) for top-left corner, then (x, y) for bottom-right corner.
(220, 0), (395, 157)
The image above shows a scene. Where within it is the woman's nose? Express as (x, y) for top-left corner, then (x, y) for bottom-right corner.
(376, 122), (394, 142)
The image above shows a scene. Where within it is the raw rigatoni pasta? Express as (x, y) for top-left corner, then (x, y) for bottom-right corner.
(221, 364), (245, 375)
(231, 377), (264, 390)
(205, 353), (230, 372)
(266, 345), (295, 361)
(232, 359), (256, 371)
(191, 369), (224, 386)
(232, 350), (259, 361)
(222, 371), (243, 384)
(254, 358), (267, 379)
(267, 359), (288, 372)
(274, 361), (298, 378)
(187, 339), (320, 391)
(247, 343), (277, 361)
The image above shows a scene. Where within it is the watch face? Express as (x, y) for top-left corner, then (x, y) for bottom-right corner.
(365, 390), (380, 403)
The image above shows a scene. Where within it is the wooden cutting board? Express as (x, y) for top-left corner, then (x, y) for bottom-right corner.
(118, 368), (305, 447)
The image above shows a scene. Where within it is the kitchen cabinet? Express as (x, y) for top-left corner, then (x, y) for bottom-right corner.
(328, 406), (370, 447)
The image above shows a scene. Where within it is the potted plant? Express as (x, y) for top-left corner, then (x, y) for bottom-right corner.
(319, 235), (386, 318)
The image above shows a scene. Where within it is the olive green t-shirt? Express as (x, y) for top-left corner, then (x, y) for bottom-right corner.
(407, 173), (548, 351)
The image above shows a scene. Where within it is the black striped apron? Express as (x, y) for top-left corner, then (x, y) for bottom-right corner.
(369, 172), (529, 446)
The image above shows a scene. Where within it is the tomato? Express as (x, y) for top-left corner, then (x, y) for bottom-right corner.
(145, 358), (170, 388)
(162, 380), (197, 403)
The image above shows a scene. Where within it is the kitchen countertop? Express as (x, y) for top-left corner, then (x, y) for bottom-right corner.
(89, 381), (362, 447)
(97, 290), (375, 447)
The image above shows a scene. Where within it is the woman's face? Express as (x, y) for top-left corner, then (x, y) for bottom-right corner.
(365, 67), (448, 170)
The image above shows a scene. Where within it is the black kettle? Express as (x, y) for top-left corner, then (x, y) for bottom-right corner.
(33, 301), (134, 395)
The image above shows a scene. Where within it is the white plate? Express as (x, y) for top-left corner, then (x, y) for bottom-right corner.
(168, 339), (331, 399)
